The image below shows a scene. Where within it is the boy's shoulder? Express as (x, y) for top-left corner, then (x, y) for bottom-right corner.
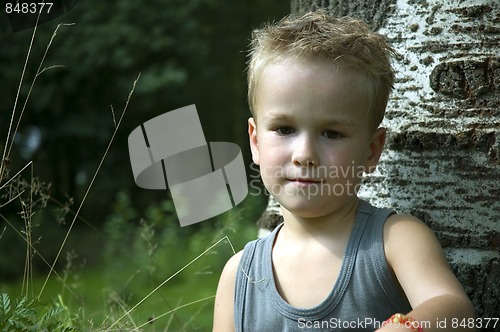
(383, 213), (436, 252)
(384, 213), (433, 238)
(220, 250), (244, 282)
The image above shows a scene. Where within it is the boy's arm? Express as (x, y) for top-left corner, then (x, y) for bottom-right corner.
(378, 215), (476, 332)
(213, 251), (242, 332)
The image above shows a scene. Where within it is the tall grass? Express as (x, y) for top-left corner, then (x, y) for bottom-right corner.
(0, 19), (261, 331)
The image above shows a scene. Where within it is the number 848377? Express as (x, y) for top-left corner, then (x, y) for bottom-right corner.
(5, 2), (53, 14)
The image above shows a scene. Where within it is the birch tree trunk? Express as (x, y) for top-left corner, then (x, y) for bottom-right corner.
(256, 0), (499, 323)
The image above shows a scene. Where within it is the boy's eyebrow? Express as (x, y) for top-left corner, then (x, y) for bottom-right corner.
(262, 113), (289, 121)
(263, 113), (356, 127)
(323, 118), (356, 127)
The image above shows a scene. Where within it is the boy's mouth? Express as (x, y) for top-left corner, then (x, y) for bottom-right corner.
(288, 178), (323, 184)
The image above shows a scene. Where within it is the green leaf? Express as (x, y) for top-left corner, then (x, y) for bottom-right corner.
(0, 293), (11, 315)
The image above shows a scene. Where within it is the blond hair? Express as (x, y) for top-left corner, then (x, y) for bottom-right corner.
(247, 10), (395, 131)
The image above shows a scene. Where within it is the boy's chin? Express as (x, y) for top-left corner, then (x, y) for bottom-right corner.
(277, 195), (355, 219)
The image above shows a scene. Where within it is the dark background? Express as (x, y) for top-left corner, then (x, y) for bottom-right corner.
(0, 0), (289, 279)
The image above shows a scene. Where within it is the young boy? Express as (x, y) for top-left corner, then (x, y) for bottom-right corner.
(214, 11), (475, 332)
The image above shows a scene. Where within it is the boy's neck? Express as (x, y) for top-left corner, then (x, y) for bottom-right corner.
(279, 197), (360, 245)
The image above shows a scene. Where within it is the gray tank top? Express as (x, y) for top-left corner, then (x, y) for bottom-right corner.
(234, 200), (412, 331)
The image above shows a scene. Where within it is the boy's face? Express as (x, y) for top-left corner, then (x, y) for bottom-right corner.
(248, 57), (385, 218)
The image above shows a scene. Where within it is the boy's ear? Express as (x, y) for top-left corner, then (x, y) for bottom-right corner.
(248, 117), (260, 165)
(365, 127), (386, 174)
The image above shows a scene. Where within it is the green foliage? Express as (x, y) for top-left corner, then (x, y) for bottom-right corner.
(0, 293), (85, 332)
(96, 191), (262, 330)
(0, 189), (264, 330)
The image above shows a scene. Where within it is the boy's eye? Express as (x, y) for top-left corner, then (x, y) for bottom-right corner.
(323, 130), (343, 139)
(275, 127), (295, 135)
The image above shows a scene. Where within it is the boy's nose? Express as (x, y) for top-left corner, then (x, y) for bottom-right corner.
(292, 136), (319, 167)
